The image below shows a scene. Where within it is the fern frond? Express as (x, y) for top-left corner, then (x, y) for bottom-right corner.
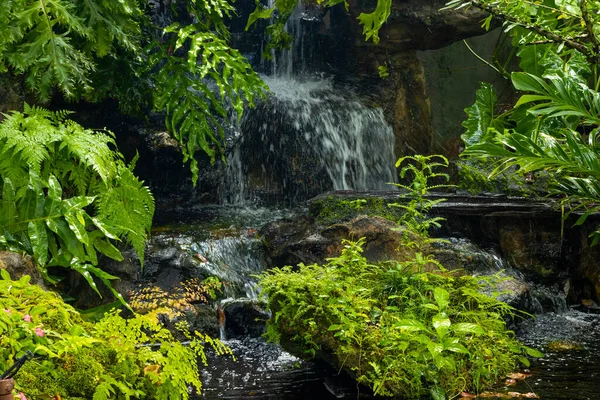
(0, 107), (154, 305)
(95, 166), (154, 265)
(153, 25), (267, 184)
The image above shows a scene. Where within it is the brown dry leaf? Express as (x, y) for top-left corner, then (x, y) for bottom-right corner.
(478, 392), (505, 398)
(459, 392), (476, 399)
(522, 393), (539, 399)
(507, 372), (531, 380)
(144, 364), (161, 374)
(507, 392), (521, 398)
(505, 378), (517, 386)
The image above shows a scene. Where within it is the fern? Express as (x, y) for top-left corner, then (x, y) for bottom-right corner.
(95, 162), (155, 265)
(152, 24), (268, 184)
(0, 106), (154, 305)
(1, 0), (269, 184)
(0, 0), (142, 101)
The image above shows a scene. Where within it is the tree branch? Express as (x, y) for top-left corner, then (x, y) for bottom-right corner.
(580, 0), (600, 62)
(467, 0), (593, 63)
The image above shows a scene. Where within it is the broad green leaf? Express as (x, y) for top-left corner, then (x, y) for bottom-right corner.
(357, 0), (391, 44)
(395, 319), (428, 332)
(430, 385), (446, 400)
(433, 287), (450, 310)
(524, 346), (544, 358)
(93, 238), (124, 261)
(453, 322), (485, 336)
(461, 83), (501, 146)
(28, 220), (49, 266)
(245, 2), (275, 31)
(432, 313), (451, 338)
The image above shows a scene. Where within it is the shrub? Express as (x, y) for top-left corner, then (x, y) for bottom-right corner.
(0, 271), (230, 399)
(258, 239), (542, 399)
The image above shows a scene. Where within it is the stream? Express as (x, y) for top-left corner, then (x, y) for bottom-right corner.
(151, 206), (600, 400)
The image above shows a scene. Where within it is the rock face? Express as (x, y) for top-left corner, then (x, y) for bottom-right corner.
(221, 299), (270, 339)
(344, 0), (489, 52)
(0, 251), (47, 289)
(322, 0), (490, 157)
(262, 192), (600, 306)
(261, 214), (420, 268)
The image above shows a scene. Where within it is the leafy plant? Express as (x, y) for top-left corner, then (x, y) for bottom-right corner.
(0, 0), (268, 182)
(0, 105), (154, 304)
(245, 0), (393, 54)
(0, 0), (142, 101)
(150, 22), (267, 183)
(258, 239), (541, 398)
(389, 155), (454, 237)
(445, 0), (600, 243)
(128, 277), (223, 318)
(0, 271), (231, 399)
(443, 0), (600, 69)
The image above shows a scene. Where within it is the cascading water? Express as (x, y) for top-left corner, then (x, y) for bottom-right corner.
(221, 0), (397, 205)
(434, 237), (569, 313)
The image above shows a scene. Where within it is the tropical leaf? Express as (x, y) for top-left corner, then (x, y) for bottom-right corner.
(461, 83), (503, 146)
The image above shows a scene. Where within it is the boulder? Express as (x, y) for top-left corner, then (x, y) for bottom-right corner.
(222, 299), (270, 339)
(344, 0), (490, 52)
(261, 214), (418, 267)
(0, 251), (47, 289)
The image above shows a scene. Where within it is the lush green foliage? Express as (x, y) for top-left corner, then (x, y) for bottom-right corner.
(259, 239), (541, 398)
(0, 0), (268, 182)
(447, 0), (600, 242)
(0, 105), (154, 303)
(150, 19), (267, 183)
(259, 156), (541, 399)
(389, 155), (454, 237)
(0, 271), (230, 399)
(0, 0), (142, 101)
(444, 0), (600, 67)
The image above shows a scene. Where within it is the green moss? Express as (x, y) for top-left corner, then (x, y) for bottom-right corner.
(310, 195), (404, 226)
(457, 159), (554, 197)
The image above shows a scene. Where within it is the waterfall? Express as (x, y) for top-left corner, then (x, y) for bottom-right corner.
(221, 0), (397, 204)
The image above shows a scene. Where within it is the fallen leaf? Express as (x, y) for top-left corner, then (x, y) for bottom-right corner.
(507, 372), (531, 380)
(522, 393), (539, 399)
(505, 378), (517, 386)
(478, 392), (505, 398)
(460, 392), (476, 399)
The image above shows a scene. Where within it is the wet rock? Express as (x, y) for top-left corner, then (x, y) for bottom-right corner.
(498, 225), (563, 280)
(0, 73), (25, 116)
(431, 238), (531, 307)
(0, 251), (47, 289)
(572, 222), (600, 303)
(262, 214), (419, 267)
(222, 299), (270, 339)
(189, 304), (220, 337)
(344, 0), (490, 52)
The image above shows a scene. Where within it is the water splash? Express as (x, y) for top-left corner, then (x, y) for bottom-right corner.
(221, 77), (397, 204)
(220, 0), (396, 205)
